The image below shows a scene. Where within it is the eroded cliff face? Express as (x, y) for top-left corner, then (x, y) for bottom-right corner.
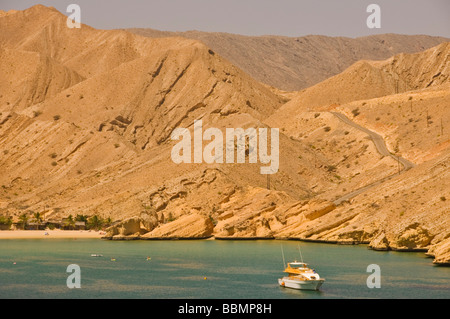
(103, 168), (336, 240)
(103, 155), (449, 266)
(426, 237), (450, 265)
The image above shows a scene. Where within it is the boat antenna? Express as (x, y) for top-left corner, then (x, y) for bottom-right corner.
(297, 244), (304, 263)
(281, 244), (286, 268)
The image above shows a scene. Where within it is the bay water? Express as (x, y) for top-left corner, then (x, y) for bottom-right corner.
(0, 239), (448, 299)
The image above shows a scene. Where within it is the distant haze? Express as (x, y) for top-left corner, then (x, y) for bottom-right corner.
(1, 0), (450, 38)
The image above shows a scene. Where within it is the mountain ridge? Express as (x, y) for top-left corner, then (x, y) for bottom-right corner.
(128, 27), (450, 91)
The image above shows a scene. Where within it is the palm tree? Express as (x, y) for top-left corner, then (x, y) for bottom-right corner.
(33, 212), (43, 230)
(67, 215), (75, 230)
(0, 215), (13, 230)
(104, 217), (112, 227)
(87, 215), (103, 230)
(75, 214), (88, 222)
(18, 213), (29, 230)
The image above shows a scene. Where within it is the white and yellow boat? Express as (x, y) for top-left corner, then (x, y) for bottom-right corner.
(278, 261), (325, 291)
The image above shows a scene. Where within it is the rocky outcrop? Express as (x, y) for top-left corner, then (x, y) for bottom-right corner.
(368, 224), (436, 252)
(369, 232), (390, 251)
(142, 213), (214, 239)
(391, 223), (434, 251)
(139, 211), (159, 230)
(105, 216), (147, 239)
(102, 184), (338, 240)
(426, 237), (450, 266)
(214, 186), (338, 239)
(303, 203), (337, 221)
(104, 211), (162, 239)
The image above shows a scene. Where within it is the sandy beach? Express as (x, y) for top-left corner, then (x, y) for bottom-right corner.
(0, 230), (104, 239)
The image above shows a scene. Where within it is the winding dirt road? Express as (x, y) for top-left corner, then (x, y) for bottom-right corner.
(330, 112), (415, 205)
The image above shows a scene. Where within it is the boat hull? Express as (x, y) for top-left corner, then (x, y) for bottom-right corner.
(278, 277), (324, 291)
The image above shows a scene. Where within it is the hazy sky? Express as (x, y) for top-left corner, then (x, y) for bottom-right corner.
(1, 0), (449, 38)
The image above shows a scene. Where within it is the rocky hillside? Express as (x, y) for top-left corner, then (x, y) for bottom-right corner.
(0, 5), (341, 224)
(268, 42), (450, 120)
(263, 43), (450, 264)
(129, 28), (449, 91)
(0, 48), (85, 110)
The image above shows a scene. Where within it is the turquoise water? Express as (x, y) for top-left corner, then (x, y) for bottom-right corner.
(0, 239), (448, 299)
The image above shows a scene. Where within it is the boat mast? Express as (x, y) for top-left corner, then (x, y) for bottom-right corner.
(281, 245), (286, 268)
(298, 244), (304, 263)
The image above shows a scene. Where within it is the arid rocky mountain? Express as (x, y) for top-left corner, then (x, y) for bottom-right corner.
(268, 42), (450, 119)
(0, 5), (341, 222)
(0, 5), (449, 265)
(129, 28), (449, 91)
(265, 44), (449, 264)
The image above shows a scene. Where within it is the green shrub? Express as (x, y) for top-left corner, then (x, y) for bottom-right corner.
(0, 216), (12, 227)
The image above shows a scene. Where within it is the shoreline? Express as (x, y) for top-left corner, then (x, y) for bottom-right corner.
(0, 230), (104, 239)
(0, 231), (433, 251)
(1, 230), (447, 266)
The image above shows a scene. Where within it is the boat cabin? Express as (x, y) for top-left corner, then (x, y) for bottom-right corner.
(288, 262), (308, 269)
(284, 261), (314, 275)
